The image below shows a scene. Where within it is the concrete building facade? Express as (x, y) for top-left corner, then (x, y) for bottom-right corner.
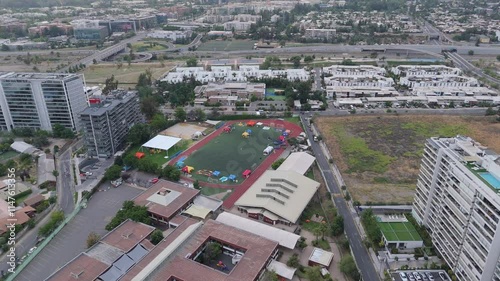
(412, 136), (500, 281)
(80, 90), (142, 158)
(0, 72), (87, 132)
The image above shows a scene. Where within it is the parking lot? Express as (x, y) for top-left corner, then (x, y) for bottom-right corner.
(16, 184), (142, 281)
(392, 270), (450, 281)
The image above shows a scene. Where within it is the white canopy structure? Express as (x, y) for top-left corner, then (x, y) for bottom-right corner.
(142, 135), (182, 155)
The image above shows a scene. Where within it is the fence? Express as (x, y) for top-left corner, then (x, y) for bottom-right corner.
(6, 202), (83, 281)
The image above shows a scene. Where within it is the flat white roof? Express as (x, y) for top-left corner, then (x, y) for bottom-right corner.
(309, 247), (334, 267)
(235, 170), (319, 223)
(267, 260), (296, 280)
(215, 212), (300, 250)
(277, 152), (315, 175)
(142, 135), (182, 151)
(10, 141), (37, 154)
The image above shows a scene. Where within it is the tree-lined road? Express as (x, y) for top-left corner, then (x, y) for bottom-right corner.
(301, 115), (380, 281)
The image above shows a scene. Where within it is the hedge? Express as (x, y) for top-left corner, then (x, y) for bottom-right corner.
(12, 189), (32, 200)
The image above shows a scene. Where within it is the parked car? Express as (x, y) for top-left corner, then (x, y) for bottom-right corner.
(85, 171), (93, 176)
(400, 272), (408, 281)
(150, 178), (159, 184)
(28, 246), (37, 254)
(426, 272), (434, 281)
(439, 272), (448, 280)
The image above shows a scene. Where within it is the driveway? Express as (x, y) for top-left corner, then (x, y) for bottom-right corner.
(15, 184), (142, 281)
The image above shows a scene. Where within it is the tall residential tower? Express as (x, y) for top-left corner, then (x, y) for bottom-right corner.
(0, 72), (87, 132)
(80, 90), (142, 158)
(413, 136), (500, 281)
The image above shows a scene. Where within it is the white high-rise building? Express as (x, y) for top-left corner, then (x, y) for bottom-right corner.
(413, 136), (500, 281)
(0, 72), (87, 132)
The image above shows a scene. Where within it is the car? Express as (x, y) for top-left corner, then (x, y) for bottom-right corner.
(399, 272), (408, 281)
(426, 272), (434, 281)
(150, 178), (159, 184)
(85, 171), (93, 176)
(28, 246), (37, 254)
(439, 272), (448, 280)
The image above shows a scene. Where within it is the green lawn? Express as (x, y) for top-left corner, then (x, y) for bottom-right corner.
(0, 150), (19, 162)
(131, 41), (169, 52)
(183, 124), (281, 183)
(126, 140), (192, 167)
(15, 193), (32, 206)
(285, 117), (301, 125)
(200, 186), (226, 196)
(378, 221), (422, 242)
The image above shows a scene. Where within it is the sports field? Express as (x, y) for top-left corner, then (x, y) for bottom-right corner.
(183, 123), (282, 183)
(378, 222), (422, 242)
(197, 40), (256, 52)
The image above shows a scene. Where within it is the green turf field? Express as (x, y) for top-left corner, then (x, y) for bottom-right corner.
(183, 123), (282, 183)
(378, 221), (422, 242)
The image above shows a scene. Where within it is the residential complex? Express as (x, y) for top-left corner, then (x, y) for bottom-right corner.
(0, 72), (87, 132)
(412, 136), (500, 281)
(162, 65), (310, 84)
(194, 82), (266, 105)
(80, 90), (142, 158)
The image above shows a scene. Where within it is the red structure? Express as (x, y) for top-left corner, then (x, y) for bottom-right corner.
(223, 126), (232, 133)
(246, 121), (256, 127)
(242, 169), (252, 178)
(135, 152), (145, 159)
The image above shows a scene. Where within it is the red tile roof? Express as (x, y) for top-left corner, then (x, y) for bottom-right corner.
(100, 220), (155, 252)
(125, 219), (279, 281)
(46, 253), (109, 281)
(23, 194), (45, 207)
(133, 180), (199, 220)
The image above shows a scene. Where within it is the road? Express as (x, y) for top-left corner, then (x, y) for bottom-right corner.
(300, 115), (379, 281)
(313, 67), (322, 91)
(57, 145), (76, 216)
(446, 51), (500, 84)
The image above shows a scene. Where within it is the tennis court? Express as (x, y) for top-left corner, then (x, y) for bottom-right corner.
(378, 222), (422, 241)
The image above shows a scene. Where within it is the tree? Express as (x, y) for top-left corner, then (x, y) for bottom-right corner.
(103, 75), (119, 94)
(305, 266), (323, 281)
(87, 232), (101, 248)
(174, 107), (187, 121)
(193, 180), (200, 189)
(312, 225), (322, 241)
(318, 222), (328, 239)
(105, 202), (151, 230)
(485, 107), (496, 116)
(271, 158), (285, 170)
(303, 55), (314, 63)
(104, 165), (122, 181)
(150, 114), (168, 133)
(286, 253), (300, 268)
(186, 57), (198, 67)
(150, 229), (164, 245)
(127, 124), (151, 146)
(123, 153), (139, 168)
(468, 50), (474, 56)
(290, 56), (301, 68)
(52, 170), (59, 178)
(140, 96), (160, 120)
(193, 108), (206, 121)
(1, 44), (9, 51)
(497, 55), (500, 62)
(340, 255), (360, 280)
(203, 241), (222, 262)
(264, 271), (279, 281)
(331, 215), (344, 236)
(52, 124), (75, 139)
(136, 70), (152, 89)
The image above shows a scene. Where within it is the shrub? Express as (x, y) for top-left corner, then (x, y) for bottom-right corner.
(287, 253), (300, 268)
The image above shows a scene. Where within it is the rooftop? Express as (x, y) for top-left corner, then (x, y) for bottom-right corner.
(45, 253), (109, 281)
(80, 90), (138, 117)
(277, 152), (316, 175)
(142, 220), (278, 281)
(100, 220), (155, 252)
(133, 180), (200, 220)
(0, 72), (80, 81)
(234, 170), (320, 223)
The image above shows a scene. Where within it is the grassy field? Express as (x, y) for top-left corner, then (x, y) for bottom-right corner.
(0, 150), (19, 162)
(83, 62), (178, 86)
(183, 124), (281, 183)
(197, 40), (256, 52)
(378, 222), (422, 241)
(131, 41), (169, 52)
(316, 115), (500, 204)
(200, 186), (226, 196)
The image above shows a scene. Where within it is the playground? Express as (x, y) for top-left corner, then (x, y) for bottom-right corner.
(172, 120), (294, 185)
(160, 123), (208, 140)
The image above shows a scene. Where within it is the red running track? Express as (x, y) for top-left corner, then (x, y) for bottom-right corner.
(168, 119), (303, 209)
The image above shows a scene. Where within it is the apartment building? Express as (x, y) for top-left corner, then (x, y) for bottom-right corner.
(194, 82), (265, 105)
(80, 90), (142, 158)
(412, 136), (500, 281)
(305, 28), (336, 40)
(224, 21), (253, 32)
(0, 72), (87, 132)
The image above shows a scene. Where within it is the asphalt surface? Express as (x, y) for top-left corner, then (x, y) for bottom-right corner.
(16, 184), (142, 281)
(300, 115), (379, 281)
(446, 51), (500, 84)
(58, 148), (75, 216)
(392, 270), (450, 281)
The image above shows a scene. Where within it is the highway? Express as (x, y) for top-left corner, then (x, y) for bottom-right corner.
(446, 51), (500, 84)
(300, 115), (380, 281)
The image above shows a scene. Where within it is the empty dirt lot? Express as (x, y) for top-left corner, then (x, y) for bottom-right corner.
(316, 115), (500, 204)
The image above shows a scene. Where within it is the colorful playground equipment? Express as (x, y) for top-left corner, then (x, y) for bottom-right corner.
(242, 132), (250, 138)
(242, 169), (252, 178)
(220, 176), (228, 182)
(246, 120), (256, 127)
(176, 156), (187, 168)
(223, 126), (232, 133)
(228, 174), (237, 182)
(135, 152), (145, 159)
(246, 129), (252, 135)
(216, 261), (228, 271)
(212, 171), (221, 177)
(181, 166), (194, 174)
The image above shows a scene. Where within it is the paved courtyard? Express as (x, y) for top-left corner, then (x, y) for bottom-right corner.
(15, 184), (142, 281)
(160, 123), (208, 139)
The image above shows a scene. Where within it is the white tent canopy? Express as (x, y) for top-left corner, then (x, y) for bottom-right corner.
(142, 135), (182, 153)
